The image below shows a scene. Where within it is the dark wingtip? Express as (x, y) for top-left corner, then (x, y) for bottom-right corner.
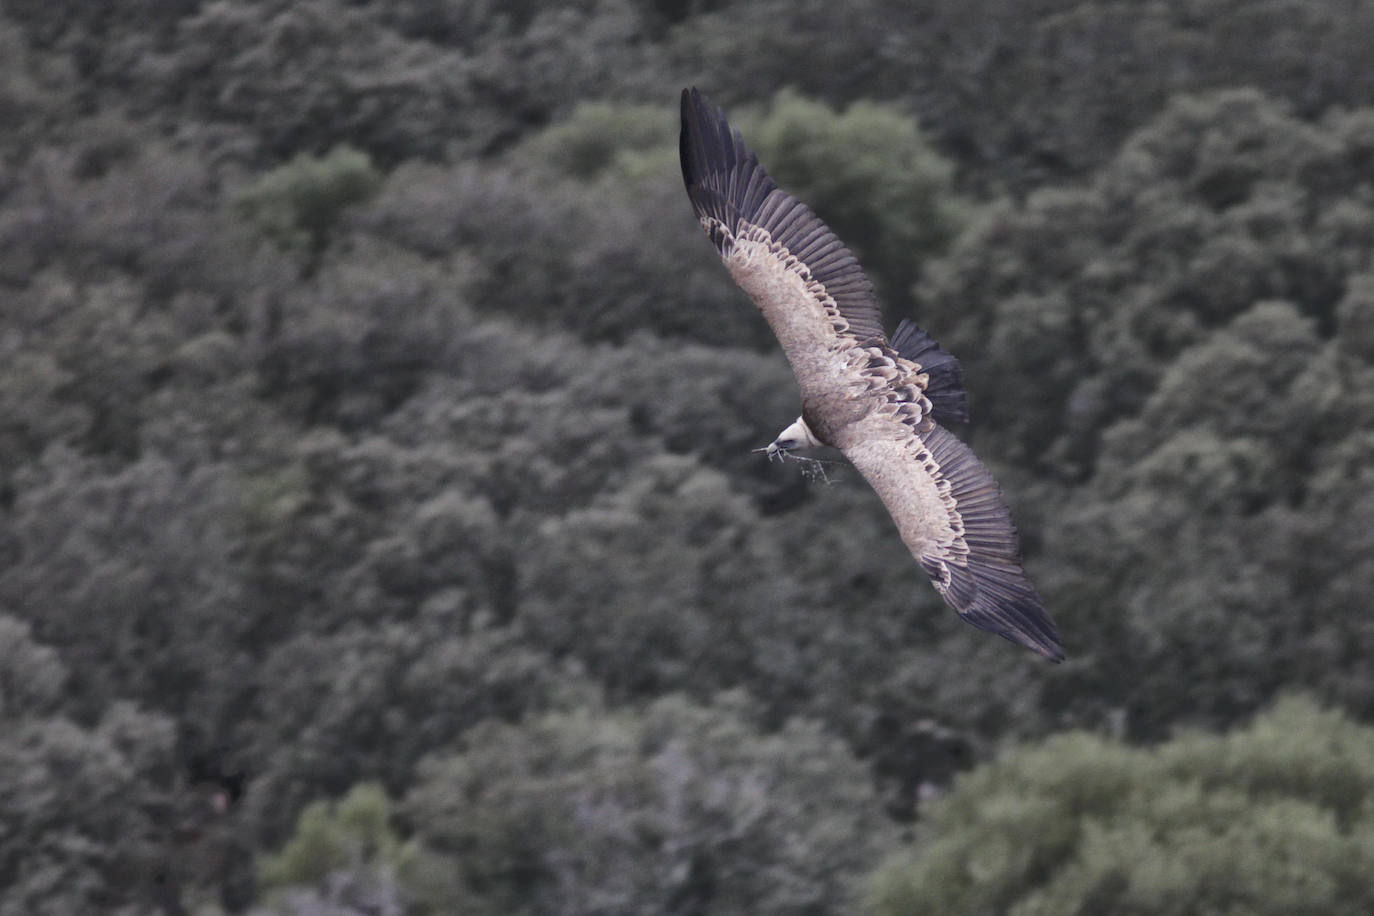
(989, 597), (1065, 663)
(679, 86), (699, 131)
(679, 87), (728, 191)
(920, 424), (1063, 663)
(679, 87), (705, 190)
(939, 560), (1065, 663)
(1012, 595), (1064, 663)
(1036, 635), (1066, 664)
(680, 90), (693, 187)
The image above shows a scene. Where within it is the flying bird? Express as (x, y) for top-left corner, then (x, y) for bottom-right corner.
(679, 88), (1063, 662)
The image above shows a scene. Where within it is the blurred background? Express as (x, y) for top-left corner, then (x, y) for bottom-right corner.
(3, 1), (1374, 913)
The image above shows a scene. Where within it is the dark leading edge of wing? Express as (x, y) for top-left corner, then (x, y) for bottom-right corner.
(920, 424), (1064, 662)
(679, 88), (887, 341)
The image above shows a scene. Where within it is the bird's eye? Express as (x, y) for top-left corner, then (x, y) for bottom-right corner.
(777, 438), (797, 450)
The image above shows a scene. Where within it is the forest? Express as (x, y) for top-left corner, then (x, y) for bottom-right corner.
(2, 1), (1373, 913)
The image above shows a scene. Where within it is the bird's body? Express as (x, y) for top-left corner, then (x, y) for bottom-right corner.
(680, 88), (1063, 661)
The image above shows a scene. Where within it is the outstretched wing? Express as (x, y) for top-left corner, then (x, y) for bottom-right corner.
(679, 88), (885, 389)
(840, 418), (1063, 662)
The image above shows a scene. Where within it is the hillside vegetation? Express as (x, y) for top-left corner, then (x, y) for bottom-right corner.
(2, 1), (1372, 912)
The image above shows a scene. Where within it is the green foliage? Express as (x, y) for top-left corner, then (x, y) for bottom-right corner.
(1, 119), (245, 304)
(417, 88), (962, 347)
(236, 146), (381, 257)
(913, 90), (1374, 738)
(0, 615), (66, 720)
(258, 783), (417, 899)
(674, 0), (1374, 191)
(7, 2), (1374, 912)
(868, 696), (1374, 915)
(512, 101), (671, 179)
(3, 448), (253, 725)
(128, 0), (475, 163)
(236, 622), (592, 846)
(1337, 271), (1374, 361)
(404, 692), (897, 915)
(116, 0), (657, 165)
(365, 112), (770, 348)
(921, 89), (1353, 476)
(0, 15), (75, 162)
(0, 622), (182, 915)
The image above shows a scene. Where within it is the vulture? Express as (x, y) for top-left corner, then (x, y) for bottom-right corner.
(679, 88), (1063, 662)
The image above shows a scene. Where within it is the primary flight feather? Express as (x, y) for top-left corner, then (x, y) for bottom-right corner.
(679, 88), (1063, 662)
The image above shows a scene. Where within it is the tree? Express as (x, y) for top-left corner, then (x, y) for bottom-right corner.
(114, 0), (656, 166)
(919, 89), (1351, 478)
(236, 146), (381, 266)
(867, 696), (1374, 915)
(254, 783), (417, 916)
(929, 93), (1374, 739)
(672, 0), (1374, 192)
(358, 103), (769, 349)
(387, 89), (964, 348)
(0, 616), (184, 915)
(403, 692), (897, 915)
(234, 623), (588, 847)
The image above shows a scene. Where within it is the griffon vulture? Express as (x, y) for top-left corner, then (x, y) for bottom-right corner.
(679, 88), (1063, 662)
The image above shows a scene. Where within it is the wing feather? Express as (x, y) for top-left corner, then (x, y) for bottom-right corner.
(916, 425), (1062, 661)
(841, 417), (1063, 662)
(680, 88), (886, 345)
(888, 319), (967, 425)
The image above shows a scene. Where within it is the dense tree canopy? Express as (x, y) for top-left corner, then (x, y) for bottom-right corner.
(3, 0), (1373, 911)
(868, 697), (1374, 915)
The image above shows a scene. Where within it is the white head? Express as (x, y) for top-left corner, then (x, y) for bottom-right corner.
(761, 415), (822, 459)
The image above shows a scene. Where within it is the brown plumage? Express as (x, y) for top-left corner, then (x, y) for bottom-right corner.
(680, 88), (1063, 662)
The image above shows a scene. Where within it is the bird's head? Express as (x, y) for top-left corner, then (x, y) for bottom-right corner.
(756, 416), (821, 460)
